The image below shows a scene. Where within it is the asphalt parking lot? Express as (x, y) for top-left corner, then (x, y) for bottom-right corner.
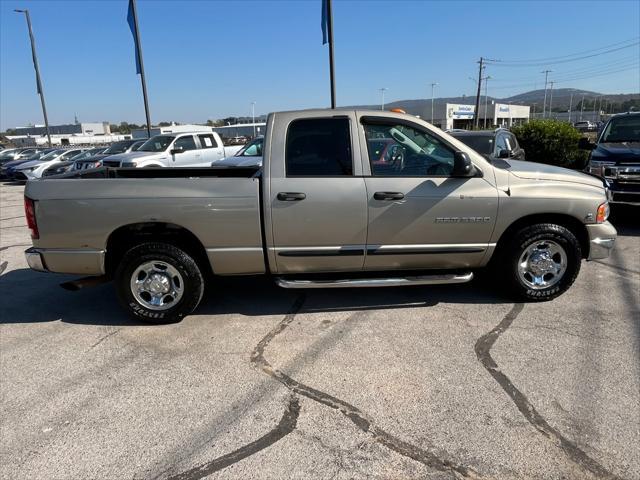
(1, 181), (638, 480)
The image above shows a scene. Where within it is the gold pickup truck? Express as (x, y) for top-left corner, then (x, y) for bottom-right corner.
(24, 109), (616, 323)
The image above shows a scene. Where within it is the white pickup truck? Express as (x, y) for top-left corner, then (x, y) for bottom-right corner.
(102, 131), (242, 168)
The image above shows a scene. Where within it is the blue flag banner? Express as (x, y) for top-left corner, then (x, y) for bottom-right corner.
(321, 0), (328, 45)
(127, 0), (142, 74)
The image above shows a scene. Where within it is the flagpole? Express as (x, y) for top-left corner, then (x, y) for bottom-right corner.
(129, 0), (151, 138)
(326, 0), (336, 109)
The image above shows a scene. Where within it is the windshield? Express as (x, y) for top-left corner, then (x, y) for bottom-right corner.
(453, 135), (494, 154)
(38, 149), (65, 161)
(71, 150), (98, 161)
(130, 141), (145, 151)
(138, 135), (175, 152)
(600, 115), (640, 143)
(104, 141), (134, 154)
(236, 137), (263, 156)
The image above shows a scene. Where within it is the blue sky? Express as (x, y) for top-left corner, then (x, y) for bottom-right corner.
(1, 0), (639, 129)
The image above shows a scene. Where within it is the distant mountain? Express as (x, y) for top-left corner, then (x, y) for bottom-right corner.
(348, 89), (639, 117)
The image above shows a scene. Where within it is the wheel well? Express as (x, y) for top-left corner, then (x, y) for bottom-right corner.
(105, 222), (211, 277)
(494, 214), (590, 259)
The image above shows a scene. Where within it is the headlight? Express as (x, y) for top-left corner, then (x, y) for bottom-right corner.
(588, 160), (615, 176)
(596, 202), (610, 223)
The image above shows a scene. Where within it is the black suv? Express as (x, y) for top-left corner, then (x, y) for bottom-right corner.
(583, 112), (640, 206)
(448, 128), (525, 162)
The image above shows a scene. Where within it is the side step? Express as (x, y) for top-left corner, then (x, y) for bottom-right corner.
(275, 272), (473, 289)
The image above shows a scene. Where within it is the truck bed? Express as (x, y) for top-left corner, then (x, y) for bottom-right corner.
(25, 171), (266, 276)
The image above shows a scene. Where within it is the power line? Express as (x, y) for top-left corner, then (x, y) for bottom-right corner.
(485, 41), (639, 67)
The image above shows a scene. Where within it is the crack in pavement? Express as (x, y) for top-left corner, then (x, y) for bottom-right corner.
(250, 294), (484, 479)
(0, 243), (31, 252)
(0, 215), (25, 221)
(164, 395), (300, 480)
(593, 260), (640, 276)
(475, 303), (623, 480)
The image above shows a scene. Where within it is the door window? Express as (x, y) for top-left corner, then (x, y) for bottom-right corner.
(174, 135), (197, 151)
(198, 134), (218, 149)
(285, 118), (352, 176)
(363, 121), (455, 176)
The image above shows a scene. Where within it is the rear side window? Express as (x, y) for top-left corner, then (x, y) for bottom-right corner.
(285, 118), (352, 176)
(174, 135), (197, 151)
(198, 134), (218, 149)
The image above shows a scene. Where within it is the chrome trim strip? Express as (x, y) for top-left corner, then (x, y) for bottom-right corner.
(272, 246), (366, 257)
(366, 243), (492, 255)
(206, 247), (264, 253)
(275, 272), (474, 289)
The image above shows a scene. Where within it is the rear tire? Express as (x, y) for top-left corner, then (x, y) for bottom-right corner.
(115, 242), (205, 324)
(498, 223), (581, 301)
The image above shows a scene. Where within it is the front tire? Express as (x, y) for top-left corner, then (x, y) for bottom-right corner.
(115, 242), (205, 324)
(500, 224), (581, 301)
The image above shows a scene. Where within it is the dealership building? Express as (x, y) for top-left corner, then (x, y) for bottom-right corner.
(430, 103), (530, 130)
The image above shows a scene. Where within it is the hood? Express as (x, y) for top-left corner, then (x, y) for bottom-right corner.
(593, 142), (640, 164)
(104, 151), (163, 162)
(215, 156), (262, 167)
(14, 159), (47, 170)
(74, 153), (112, 163)
(504, 159), (604, 189)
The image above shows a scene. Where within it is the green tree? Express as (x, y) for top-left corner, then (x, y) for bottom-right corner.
(511, 119), (589, 170)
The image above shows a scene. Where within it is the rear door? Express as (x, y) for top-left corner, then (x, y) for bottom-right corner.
(198, 133), (225, 164)
(171, 135), (199, 166)
(358, 115), (499, 271)
(266, 112), (368, 273)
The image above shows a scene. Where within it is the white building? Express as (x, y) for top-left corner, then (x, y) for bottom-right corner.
(131, 124), (216, 139)
(7, 134), (131, 147)
(430, 103), (530, 130)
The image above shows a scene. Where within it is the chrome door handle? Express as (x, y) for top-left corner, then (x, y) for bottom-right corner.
(374, 191), (404, 200)
(277, 192), (306, 201)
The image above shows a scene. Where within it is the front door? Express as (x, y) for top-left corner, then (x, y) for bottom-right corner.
(268, 114), (368, 273)
(359, 116), (499, 271)
(171, 135), (200, 166)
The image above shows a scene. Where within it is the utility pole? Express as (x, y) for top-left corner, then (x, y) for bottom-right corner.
(541, 70), (552, 118)
(473, 57), (484, 129)
(483, 75), (491, 128)
(548, 81), (554, 118)
(580, 93), (585, 121)
(379, 87), (387, 110)
(568, 92), (574, 123)
(15, 9), (52, 147)
(251, 101), (256, 138)
(430, 82), (438, 124)
(127, 0), (152, 137)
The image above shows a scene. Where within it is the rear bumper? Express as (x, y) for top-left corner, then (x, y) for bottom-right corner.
(25, 247), (105, 275)
(585, 222), (617, 260)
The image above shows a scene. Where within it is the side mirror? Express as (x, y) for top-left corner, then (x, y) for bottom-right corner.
(170, 146), (185, 155)
(498, 149), (510, 159)
(578, 137), (596, 150)
(452, 151), (475, 177)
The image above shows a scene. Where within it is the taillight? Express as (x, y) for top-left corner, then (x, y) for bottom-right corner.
(24, 196), (39, 239)
(596, 202), (610, 223)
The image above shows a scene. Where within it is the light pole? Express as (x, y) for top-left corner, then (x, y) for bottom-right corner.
(15, 9), (52, 147)
(379, 88), (387, 110)
(580, 94), (585, 121)
(568, 92), (574, 123)
(430, 82), (438, 124)
(548, 81), (554, 119)
(251, 101), (256, 138)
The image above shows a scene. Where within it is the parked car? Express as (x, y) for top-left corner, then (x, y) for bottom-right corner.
(2, 149), (63, 179)
(212, 136), (264, 167)
(12, 148), (86, 181)
(449, 128), (525, 162)
(24, 109), (615, 324)
(0, 147), (41, 166)
(582, 111), (640, 205)
(74, 140), (145, 171)
(102, 133), (241, 168)
(574, 121), (597, 132)
(42, 147), (108, 177)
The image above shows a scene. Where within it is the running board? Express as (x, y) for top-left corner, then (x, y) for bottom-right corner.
(275, 272), (473, 289)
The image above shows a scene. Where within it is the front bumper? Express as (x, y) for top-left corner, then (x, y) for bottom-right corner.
(25, 247), (105, 274)
(585, 221), (617, 260)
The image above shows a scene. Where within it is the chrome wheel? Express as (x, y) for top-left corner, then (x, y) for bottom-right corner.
(130, 261), (184, 311)
(517, 240), (567, 290)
